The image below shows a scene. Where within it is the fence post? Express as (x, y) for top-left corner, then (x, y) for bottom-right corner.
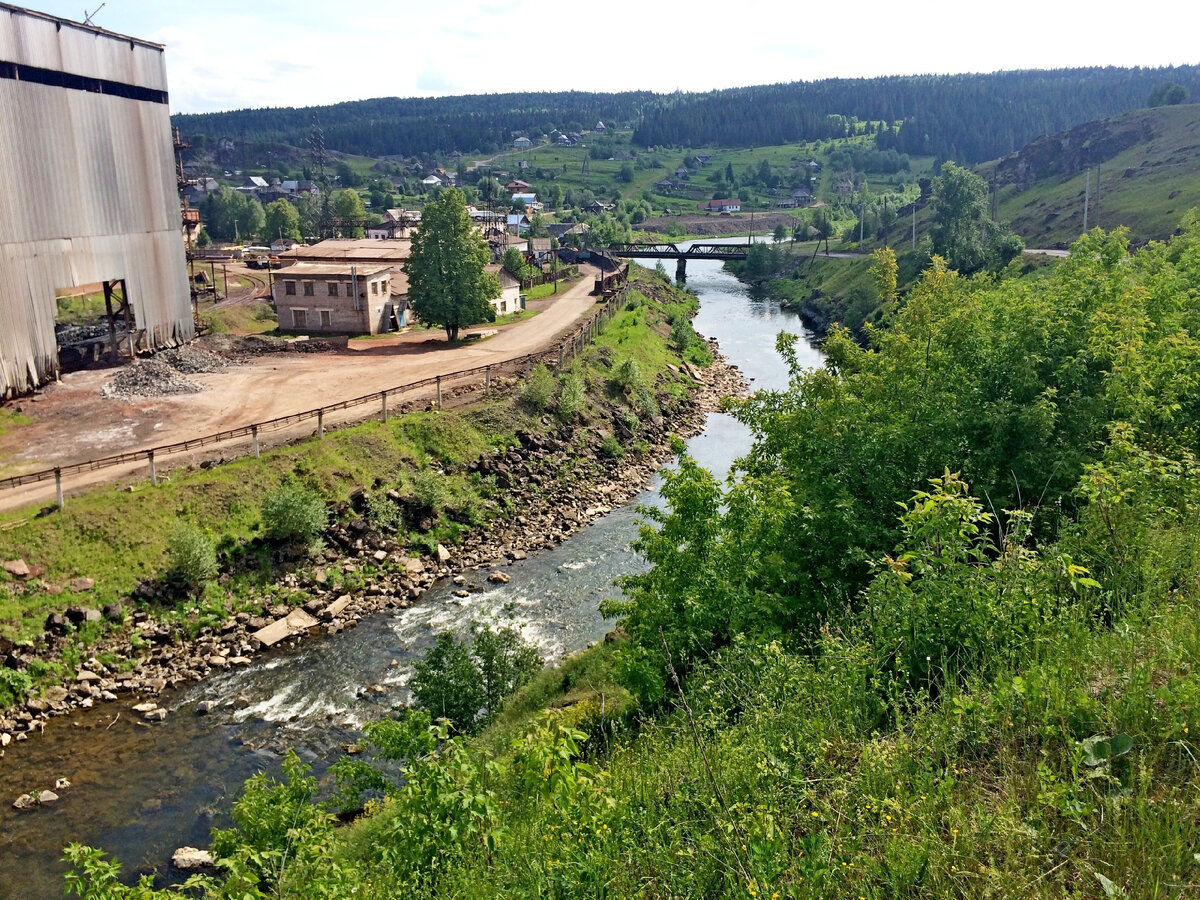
(436, 376), (442, 409)
(147, 450), (156, 486)
(317, 409), (324, 438)
(381, 391), (388, 423)
(251, 425), (260, 458)
(54, 467), (63, 510)
(558, 344), (564, 369)
(485, 366), (491, 394)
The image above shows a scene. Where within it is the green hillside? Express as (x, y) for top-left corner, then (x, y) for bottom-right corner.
(980, 103), (1200, 247)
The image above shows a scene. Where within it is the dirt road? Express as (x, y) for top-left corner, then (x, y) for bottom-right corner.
(0, 265), (605, 512)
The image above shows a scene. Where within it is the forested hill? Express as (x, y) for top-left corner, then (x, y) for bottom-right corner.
(634, 66), (1200, 162)
(171, 91), (657, 159)
(173, 66), (1200, 165)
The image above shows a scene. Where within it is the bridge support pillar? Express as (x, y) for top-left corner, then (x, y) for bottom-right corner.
(675, 257), (687, 281)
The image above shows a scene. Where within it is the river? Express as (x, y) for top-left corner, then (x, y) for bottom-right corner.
(0, 246), (823, 898)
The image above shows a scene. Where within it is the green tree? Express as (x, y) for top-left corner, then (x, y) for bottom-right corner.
(929, 162), (1022, 273)
(1147, 82), (1189, 107)
(334, 189), (367, 238)
(403, 187), (500, 341)
(264, 198), (302, 243)
(773, 223), (788, 243)
(502, 246), (530, 280)
(410, 631), (485, 732)
(201, 186), (265, 242)
(470, 622), (541, 718)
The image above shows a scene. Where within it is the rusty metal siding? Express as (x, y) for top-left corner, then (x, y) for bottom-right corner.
(0, 6), (191, 398)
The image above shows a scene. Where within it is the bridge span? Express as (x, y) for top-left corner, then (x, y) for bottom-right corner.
(607, 241), (750, 279)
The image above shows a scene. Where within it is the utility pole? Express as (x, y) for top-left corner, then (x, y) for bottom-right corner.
(1083, 168), (1090, 232)
(912, 199), (916, 251)
(1095, 165), (1101, 230)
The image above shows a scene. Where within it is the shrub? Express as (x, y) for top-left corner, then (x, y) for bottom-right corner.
(522, 364), (556, 412)
(0, 667), (32, 708)
(261, 481), (327, 544)
(599, 434), (625, 459)
(409, 470), (447, 514)
(364, 491), (403, 533)
(556, 372), (586, 422)
(610, 358), (646, 393)
(165, 523), (218, 599)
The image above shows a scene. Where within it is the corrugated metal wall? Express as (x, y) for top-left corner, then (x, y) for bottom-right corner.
(0, 5), (192, 398)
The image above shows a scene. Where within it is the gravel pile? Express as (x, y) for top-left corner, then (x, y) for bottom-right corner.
(158, 345), (232, 374)
(103, 359), (202, 399)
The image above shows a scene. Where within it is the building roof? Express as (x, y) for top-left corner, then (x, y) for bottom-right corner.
(528, 237), (552, 252)
(278, 262), (391, 278)
(279, 239), (412, 263)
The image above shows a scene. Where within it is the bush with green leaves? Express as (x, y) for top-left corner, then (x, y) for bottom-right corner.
(261, 480), (327, 544)
(521, 364), (556, 412)
(364, 491), (403, 533)
(556, 372), (586, 422)
(410, 623), (542, 734)
(409, 469), (447, 514)
(0, 667), (32, 708)
(599, 434), (625, 459)
(164, 522), (218, 600)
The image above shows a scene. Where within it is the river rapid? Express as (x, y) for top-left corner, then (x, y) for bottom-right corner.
(0, 248), (823, 898)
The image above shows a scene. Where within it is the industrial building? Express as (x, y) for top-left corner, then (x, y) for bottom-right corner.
(0, 4), (192, 399)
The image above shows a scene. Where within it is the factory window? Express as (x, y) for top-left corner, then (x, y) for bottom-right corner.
(303, 282), (315, 296)
(328, 282), (339, 297)
(284, 281), (296, 295)
(292, 308), (307, 329)
(319, 310), (332, 328)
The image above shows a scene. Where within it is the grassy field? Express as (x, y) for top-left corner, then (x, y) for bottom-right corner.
(200, 299), (278, 334)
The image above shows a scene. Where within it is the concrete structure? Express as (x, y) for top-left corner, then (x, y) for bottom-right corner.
(0, 4), (193, 398)
(272, 263), (396, 334)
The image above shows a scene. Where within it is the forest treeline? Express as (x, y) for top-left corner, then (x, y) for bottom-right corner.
(172, 91), (656, 160)
(173, 66), (1200, 164)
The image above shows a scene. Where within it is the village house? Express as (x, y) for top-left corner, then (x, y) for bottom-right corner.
(655, 179), (678, 192)
(698, 198), (742, 213)
(526, 236), (553, 265)
(505, 179), (532, 192)
(512, 136), (533, 149)
(273, 263), (398, 335)
(511, 192), (540, 211)
(792, 186), (815, 205)
(507, 213), (530, 235)
(485, 266), (521, 315)
(366, 209), (419, 240)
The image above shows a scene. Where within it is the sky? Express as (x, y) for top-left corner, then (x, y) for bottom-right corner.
(26, 0), (1200, 115)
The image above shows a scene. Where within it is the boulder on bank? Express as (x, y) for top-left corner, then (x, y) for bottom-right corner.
(171, 847), (215, 871)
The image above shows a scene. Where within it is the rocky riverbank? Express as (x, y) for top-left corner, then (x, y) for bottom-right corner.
(1, 342), (747, 762)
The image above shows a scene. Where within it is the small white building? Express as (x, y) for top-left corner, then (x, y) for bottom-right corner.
(485, 266), (521, 315)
